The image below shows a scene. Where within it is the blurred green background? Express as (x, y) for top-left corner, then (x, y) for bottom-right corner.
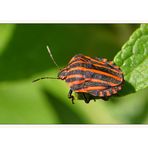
(0, 24), (147, 124)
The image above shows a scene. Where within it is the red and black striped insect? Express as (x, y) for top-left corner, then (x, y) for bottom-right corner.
(33, 46), (124, 104)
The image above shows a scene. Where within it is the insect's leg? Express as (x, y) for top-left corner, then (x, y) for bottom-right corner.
(114, 93), (120, 97)
(102, 97), (109, 101)
(68, 89), (73, 98)
(83, 93), (90, 104)
(80, 81), (91, 104)
(68, 89), (75, 104)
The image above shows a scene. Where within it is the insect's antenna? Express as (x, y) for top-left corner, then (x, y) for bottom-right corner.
(46, 45), (60, 70)
(32, 77), (59, 83)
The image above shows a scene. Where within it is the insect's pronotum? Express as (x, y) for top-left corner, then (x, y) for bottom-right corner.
(33, 46), (124, 104)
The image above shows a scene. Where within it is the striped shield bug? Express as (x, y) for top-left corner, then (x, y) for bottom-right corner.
(33, 46), (124, 104)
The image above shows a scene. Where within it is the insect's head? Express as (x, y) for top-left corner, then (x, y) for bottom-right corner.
(58, 67), (68, 80)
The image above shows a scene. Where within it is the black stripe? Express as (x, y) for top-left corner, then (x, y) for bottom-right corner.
(71, 82), (108, 91)
(82, 55), (108, 66)
(67, 70), (121, 84)
(69, 62), (122, 78)
(103, 90), (106, 97)
(66, 77), (84, 82)
(108, 87), (113, 95)
(85, 81), (109, 87)
(88, 90), (99, 96)
(70, 82), (84, 91)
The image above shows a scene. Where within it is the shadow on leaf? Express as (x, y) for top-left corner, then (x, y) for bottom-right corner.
(118, 81), (135, 96)
(109, 81), (136, 104)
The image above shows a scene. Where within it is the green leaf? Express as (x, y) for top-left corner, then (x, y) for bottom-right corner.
(114, 24), (148, 94)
